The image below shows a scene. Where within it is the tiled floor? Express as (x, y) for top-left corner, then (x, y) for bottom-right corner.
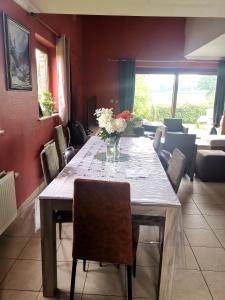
(0, 177), (225, 299)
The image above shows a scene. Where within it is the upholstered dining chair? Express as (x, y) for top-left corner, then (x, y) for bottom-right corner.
(152, 128), (162, 153)
(70, 179), (139, 300)
(166, 148), (186, 193)
(40, 141), (72, 239)
(54, 125), (76, 170)
(158, 133), (196, 180)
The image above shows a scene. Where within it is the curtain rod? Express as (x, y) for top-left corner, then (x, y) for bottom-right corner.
(29, 12), (61, 38)
(107, 58), (218, 63)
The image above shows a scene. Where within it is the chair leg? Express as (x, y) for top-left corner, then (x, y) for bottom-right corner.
(83, 260), (86, 272)
(133, 257), (136, 278)
(70, 258), (77, 300)
(127, 265), (132, 300)
(59, 222), (62, 240)
(157, 226), (164, 300)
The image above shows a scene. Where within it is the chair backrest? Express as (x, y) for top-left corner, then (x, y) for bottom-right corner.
(73, 179), (133, 265)
(40, 141), (60, 185)
(163, 133), (196, 178)
(68, 121), (88, 147)
(167, 148), (186, 193)
(153, 128), (162, 152)
(54, 125), (67, 169)
(164, 118), (183, 132)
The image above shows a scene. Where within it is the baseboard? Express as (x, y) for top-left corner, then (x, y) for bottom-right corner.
(17, 180), (46, 215)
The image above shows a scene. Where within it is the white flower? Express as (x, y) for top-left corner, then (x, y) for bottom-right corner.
(113, 118), (127, 133)
(95, 108), (113, 129)
(95, 108), (128, 137)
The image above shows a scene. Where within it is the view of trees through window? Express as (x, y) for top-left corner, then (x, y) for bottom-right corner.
(134, 73), (217, 135)
(36, 48), (49, 98)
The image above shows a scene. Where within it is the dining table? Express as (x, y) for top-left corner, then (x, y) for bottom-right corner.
(38, 136), (182, 300)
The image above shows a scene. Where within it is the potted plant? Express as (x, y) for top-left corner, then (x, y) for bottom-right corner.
(39, 91), (55, 116)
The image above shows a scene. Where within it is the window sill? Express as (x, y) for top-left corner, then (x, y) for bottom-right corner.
(38, 113), (58, 121)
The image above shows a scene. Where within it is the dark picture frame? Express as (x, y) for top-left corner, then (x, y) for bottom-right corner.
(2, 12), (32, 90)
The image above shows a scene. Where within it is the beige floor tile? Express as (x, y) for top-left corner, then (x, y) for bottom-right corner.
(172, 269), (212, 300)
(133, 266), (157, 299)
(139, 225), (157, 243)
(204, 215), (225, 230)
(57, 262), (86, 294)
(0, 236), (28, 259)
(0, 259), (42, 291)
(136, 243), (159, 267)
(214, 229), (225, 248)
(0, 259), (15, 283)
(192, 193), (225, 205)
(84, 263), (126, 296)
(192, 247), (225, 271)
(185, 228), (221, 247)
(3, 217), (37, 238)
(37, 291), (82, 299)
(183, 233), (189, 246)
(196, 204), (225, 216)
(61, 224), (73, 239)
(57, 239), (73, 262)
(175, 246), (199, 270)
(181, 202), (201, 215)
(182, 214), (209, 229)
(0, 290), (38, 300)
(203, 271), (225, 300)
(19, 238), (41, 260)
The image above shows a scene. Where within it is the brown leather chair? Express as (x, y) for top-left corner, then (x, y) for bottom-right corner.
(70, 179), (139, 300)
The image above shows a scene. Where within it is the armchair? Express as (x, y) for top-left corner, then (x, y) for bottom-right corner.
(163, 118), (189, 135)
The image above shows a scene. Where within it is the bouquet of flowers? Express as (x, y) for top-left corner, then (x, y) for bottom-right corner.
(95, 108), (142, 140)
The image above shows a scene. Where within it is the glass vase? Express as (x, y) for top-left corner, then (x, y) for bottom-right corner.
(106, 136), (120, 162)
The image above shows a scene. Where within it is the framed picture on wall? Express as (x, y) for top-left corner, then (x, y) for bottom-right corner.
(2, 12), (32, 90)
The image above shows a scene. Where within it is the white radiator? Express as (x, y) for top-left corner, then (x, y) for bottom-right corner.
(0, 171), (17, 235)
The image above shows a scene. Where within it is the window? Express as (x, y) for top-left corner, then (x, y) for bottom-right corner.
(35, 42), (56, 117)
(176, 74), (216, 135)
(36, 48), (49, 98)
(134, 70), (217, 135)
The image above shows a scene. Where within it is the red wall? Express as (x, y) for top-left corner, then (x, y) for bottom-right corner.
(82, 16), (218, 115)
(0, 1), (82, 207)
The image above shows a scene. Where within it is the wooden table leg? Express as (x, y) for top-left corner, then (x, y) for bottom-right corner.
(158, 207), (180, 300)
(40, 199), (57, 297)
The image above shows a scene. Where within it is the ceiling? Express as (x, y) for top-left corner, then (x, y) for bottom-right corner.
(14, 0), (225, 60)
(13, 0), (225, 18)
(186, 33), (225, 60)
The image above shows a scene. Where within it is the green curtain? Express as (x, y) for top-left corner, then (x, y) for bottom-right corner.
(211, 61), (225, 133)
(118, 59), (136, 112)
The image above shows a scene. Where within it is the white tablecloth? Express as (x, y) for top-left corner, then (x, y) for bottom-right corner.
(39, 137), (180, 209)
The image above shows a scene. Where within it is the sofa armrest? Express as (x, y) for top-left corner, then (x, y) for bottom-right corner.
(182, 126), (189, 133)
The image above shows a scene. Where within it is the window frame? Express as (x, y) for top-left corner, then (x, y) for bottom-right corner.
(135, 67), (218, 118)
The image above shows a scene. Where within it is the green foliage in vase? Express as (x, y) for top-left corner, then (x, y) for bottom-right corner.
(98, 128), (120, 141)
(39, 91), (55, 116)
